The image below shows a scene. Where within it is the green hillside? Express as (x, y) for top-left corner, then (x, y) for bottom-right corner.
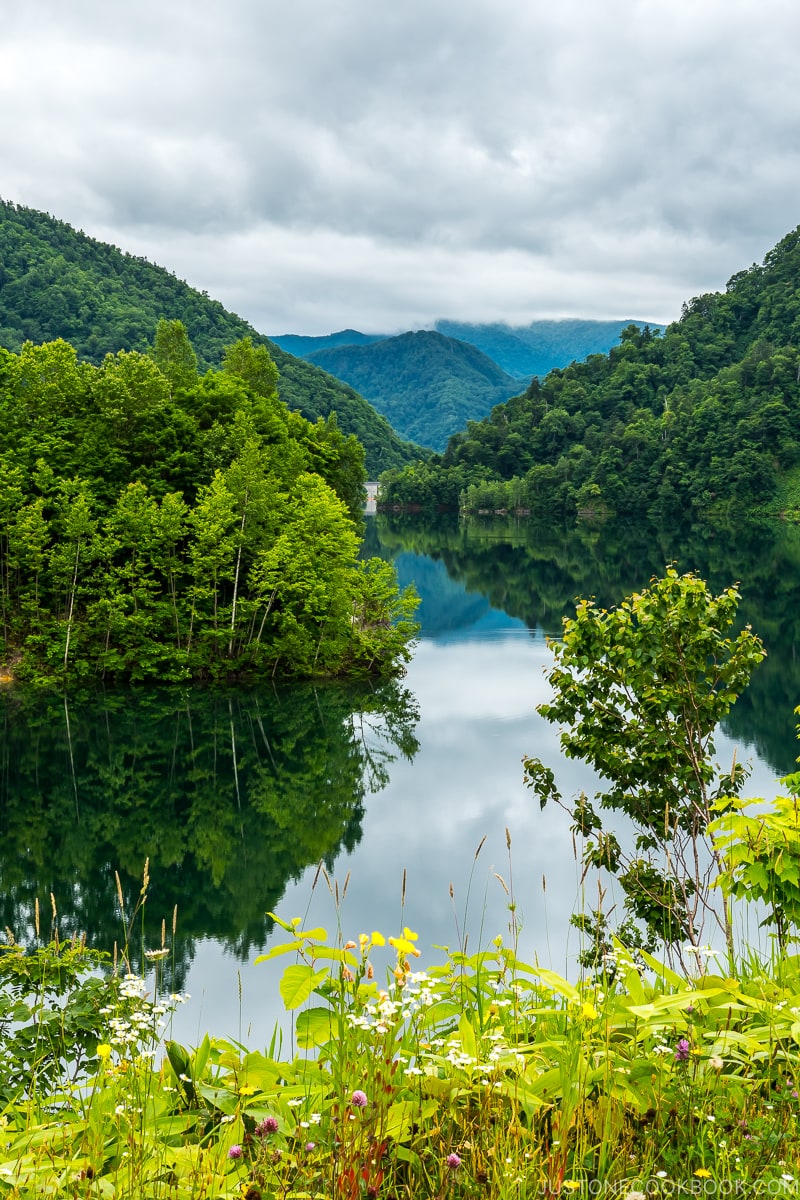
(434, 318), (666, 378)
(304, 330), (525, 451)
(380, 226), (800, 522)
(0, 200), (421, 474)
(272, 329), (385, 355)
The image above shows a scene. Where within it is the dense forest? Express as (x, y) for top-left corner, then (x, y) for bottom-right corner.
(0, 200), (421, 474)
(300, 330), (525, 451)
(380, 227), (800, 521)
(0, 322), (418, 687)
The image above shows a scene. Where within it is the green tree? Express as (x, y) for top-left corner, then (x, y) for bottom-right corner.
(151, 319), (198, 391)
(222, 335), (279, 399)
(523, 568), (766, 968)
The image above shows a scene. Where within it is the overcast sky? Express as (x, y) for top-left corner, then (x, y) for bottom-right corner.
(3, 0), (800, 335)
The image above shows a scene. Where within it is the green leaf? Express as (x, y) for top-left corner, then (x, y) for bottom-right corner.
(458, 1012), (478, 1060)
(279, 964), (329, 1010)
(254, 940), (303, 964)
(295, 1006), (334, 1048)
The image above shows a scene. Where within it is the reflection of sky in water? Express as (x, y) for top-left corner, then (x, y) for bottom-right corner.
(170, 616), (782, 1051)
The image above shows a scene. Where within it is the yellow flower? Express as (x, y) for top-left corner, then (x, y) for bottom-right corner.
(388, 935), (420, 957)
(371, 931), (386, 947)
(96, 1044), (112, 1061)
(694, 1168), (711, 1179)
(563, 1181), (581, 1191)
(581, 1002), (598, 1020)
(239, 1085), (256, 1096)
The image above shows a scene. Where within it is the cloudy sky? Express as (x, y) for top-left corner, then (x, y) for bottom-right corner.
(3, 0), (800, 335)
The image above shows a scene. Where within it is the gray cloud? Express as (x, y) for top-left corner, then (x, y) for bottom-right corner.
(3, 0), (800, 332)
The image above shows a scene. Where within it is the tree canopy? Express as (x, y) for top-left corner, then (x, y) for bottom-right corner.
(0, 325), (418, 686)
(0, 200), (423, 475)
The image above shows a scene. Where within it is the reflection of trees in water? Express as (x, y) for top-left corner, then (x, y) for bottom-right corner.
(377, 513), (800, 776)
(0, 682), (420, 988)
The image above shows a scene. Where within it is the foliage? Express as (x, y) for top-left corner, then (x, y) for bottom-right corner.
(0, 199), (422, 474)
(711, 730), (800, 951)
(524, 569), (766, 966)
(8, 878), (800, 1197)
(380, 227), (800, 518)
(0, 327), (419, 686)
(375, 510), (800, 776)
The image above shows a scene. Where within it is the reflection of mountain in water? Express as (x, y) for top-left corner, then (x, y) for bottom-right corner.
(0, 682), (419, 987)
(375, 514), (800, 777)
(392, 552), (528, 640)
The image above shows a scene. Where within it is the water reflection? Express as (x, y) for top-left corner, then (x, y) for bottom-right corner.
(1, 514), (796, 1048)
(377, 513), (800, 774)
(0, 681), (420, 986)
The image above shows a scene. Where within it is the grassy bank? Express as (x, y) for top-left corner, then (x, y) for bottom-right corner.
(2, 874), (800, 1199)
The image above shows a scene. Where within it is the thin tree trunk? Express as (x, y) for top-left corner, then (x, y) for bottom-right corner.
(228, 498), (248, 657)
(63, 539), (81, 674)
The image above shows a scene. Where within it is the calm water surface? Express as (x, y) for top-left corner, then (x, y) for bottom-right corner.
(1, 515), (799, 1047)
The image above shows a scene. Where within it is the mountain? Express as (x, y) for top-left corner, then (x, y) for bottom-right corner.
(379, 226), (800, 523)
(271, 329), (385, 356)
(302, 330), (526, 451)
(0, 200), (421, 475)
(434, 318), (666, 378)
(273, 319), (664, 381)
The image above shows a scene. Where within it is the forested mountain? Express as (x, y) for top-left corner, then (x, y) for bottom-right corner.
(0, 323), (418, 687)
(271, 329), (385, 356)
(272, 319), (662, 380)
(301, 330), (525, 451)
(434, 318), (665, 378)
(0, 200), (420, 474)
(380, 226), (800, 522)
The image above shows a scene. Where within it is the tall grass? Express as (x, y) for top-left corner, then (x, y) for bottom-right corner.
(2, 852), (800, 1198)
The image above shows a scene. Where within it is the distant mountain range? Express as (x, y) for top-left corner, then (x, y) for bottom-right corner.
(271, 319), (664, 380)
(433, 318), (666, 378)
(0, 199), (663, 467)
(299, 330), (525, 451)
(271, 319), (664, 450)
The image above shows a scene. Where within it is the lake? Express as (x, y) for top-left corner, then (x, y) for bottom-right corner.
(1, 513), (799, 1048)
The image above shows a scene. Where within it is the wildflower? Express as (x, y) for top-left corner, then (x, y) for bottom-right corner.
(305, 1141), (316, 1152)
(563, 1184), (581, 1192)
(228, 1145), (243, 1160)
(581, 1001), (597, 1020)
(447, 1152), (462, 1169)
(96, 1043), (112, 1060)
(351, 1090), (368, 1108)
(256, 1116), (279, 1136)
(674, 1038), (690, 1062)
(694, 1168), (711, 1178)
(144, 948), (169, 960)
(709, 1055), (724, 1070)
